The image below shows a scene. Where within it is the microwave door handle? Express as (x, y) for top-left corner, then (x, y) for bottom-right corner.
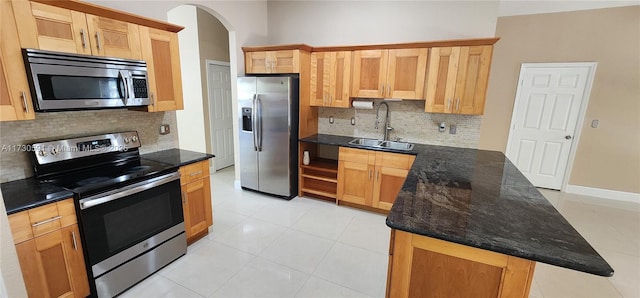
(118, 70), (129, 104)
(126, 71), (135, 101)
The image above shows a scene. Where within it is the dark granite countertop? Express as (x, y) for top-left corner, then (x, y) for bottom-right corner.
(1, 178), (74, 215)
(300, 134), (614, 277)
(141, 149), (215, 167)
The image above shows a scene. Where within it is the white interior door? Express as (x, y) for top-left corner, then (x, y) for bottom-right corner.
(207, 61), (234, 170)
(506, 63), (595, 190)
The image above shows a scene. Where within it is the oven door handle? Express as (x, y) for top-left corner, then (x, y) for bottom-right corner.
(79, 172), (180, 210)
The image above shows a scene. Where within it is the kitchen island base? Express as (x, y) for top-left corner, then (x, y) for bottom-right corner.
(387, 229), (535, 298)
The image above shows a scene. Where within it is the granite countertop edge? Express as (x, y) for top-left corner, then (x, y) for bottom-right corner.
(300, 133), (614, 277)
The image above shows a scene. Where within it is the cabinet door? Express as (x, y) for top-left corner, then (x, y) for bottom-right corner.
(387, 48), (428, 100)
(310, 52), (330, 106)
(329, 51), (352, 108)
(372, 166), (409, 210)
(337, 160), (373, 206)
(15, 225), (89, 298)
(245, 51), (270, 74)
(181, 178), (213, 242)
(352, 50), (388, 98)
(271, 50), (300, 73)
(139, 27), (183, 111)
(425, 47), (460, 113)
(1, 0), (35, 121)
(12, 1), (91, 55)
(86, 15), (142, 59)
(454, 46), (492, 115)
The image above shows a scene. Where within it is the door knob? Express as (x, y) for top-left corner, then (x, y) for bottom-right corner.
(565, 135), (572, 140)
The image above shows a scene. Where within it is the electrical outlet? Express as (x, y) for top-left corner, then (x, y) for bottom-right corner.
(449, 125), (457, 134)
(591, 119), (599, 128)
(159, 124), (170, 135)
(351, 117), (356, 125)
(329, 116), (334, 124)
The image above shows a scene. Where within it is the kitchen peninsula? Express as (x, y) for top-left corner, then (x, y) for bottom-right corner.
(300, 134), (613, 298)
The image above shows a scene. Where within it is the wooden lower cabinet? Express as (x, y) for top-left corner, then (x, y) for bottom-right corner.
(387, 230), (535, 298)
(9, 199), (90, 298)
(337, 147), (415, 211)
(179, 160), (213, 243)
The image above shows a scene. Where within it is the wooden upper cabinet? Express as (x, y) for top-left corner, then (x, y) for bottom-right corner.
(245, 50), (300, 74)
(351, 50), (388, 98)
(85, 15), (142, 59)
(352, 48), (427, 100)
(138, 26), (183, 111)
(387, 48), (428, 99)
(13, 1), (142, 59)
(425, 46), (492, 115)
(310, 51), (351, 108)
(1, 0), (35, 122)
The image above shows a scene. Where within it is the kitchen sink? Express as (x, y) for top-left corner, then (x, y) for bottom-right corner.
(348, 138), (384, 147)
(379, 141), (415, 151)
(348, 138), (414, 151)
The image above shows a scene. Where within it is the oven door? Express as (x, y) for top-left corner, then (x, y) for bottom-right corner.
(78, 172), (184, 277)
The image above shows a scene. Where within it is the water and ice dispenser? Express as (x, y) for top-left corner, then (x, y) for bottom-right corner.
(242, 108), (252, 132)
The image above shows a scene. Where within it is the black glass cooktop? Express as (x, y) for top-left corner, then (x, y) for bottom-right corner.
(44, 158), (176, 196)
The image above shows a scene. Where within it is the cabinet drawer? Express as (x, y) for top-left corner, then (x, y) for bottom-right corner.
(376, 152), (416, 169)
(8, 198), (76, 244)
(180, 161), (210, 185)
(338, 147), (375, 164)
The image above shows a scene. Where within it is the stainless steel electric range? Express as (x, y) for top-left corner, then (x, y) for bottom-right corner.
(30, 131), (186, 297)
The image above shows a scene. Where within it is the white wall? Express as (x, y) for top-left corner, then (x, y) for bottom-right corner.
(267, 1), (499, 45)
(168, 6), (207, 152)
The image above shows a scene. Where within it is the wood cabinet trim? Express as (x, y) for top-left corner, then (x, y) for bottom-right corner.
(29, 0), (183, 32)
(242, 44), (313, 53)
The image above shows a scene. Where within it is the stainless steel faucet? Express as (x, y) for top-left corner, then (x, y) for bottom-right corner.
(375, 102), (393, 141)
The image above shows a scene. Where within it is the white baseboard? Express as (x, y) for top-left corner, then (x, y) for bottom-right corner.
(565, 185), (640, 204)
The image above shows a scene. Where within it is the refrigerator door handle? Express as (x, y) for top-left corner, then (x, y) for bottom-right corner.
(256, 95), (263, 151)
(252, 95), (258, 151)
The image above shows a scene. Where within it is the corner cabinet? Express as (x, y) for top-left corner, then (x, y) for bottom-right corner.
(12, 1), (142, 59)
(179, 160), (213, 244)
(8, 199), (90, 298)
(337, 147), (415, 211)
(351, 48), (428, 100)
(1, 0), (35, 121)
(425, 46), (493, 115)
(137, 27), (184, 112)
(310, 51), (352, 108)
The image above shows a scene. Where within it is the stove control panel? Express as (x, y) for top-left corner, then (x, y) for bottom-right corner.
(31, 131), (142, 165)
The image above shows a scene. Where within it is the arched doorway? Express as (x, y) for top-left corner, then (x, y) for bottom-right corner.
(167, 5), (238, 172)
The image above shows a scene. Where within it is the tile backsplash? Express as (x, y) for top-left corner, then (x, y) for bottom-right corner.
(0, 110), (178, 182)
(318, 100), (481, 148)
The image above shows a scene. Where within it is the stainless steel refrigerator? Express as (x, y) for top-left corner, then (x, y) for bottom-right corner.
(238, 76), (299, 199)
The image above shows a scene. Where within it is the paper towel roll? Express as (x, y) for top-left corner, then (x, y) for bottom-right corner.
(352, 100), (373, 109)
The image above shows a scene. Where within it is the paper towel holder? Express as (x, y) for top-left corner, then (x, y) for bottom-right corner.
(352, 100), (374, 109)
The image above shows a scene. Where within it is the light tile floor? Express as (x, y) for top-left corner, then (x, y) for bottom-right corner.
(121, 167), (640, 298)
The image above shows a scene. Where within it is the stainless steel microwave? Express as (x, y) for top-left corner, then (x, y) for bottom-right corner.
(23, 49), (150, 111)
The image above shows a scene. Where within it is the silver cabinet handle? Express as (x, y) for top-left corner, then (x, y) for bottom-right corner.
(189, 170), (202, 176)
(387, 84), (391, 97)
(368, 169), (372, 180)
(95, 32), (102, 51)
(32, 216), (62, 227)
(329, 95), (333, 105)
(150, 93), (155, 106)
(80, 29), (87, 48)
(71, 231), (78, 250)
(447, 99), (452, 111)
(456, 98), (460, 111)
(381, 85), (385, 96)
(20, 91), (28, 114)
(377, 171), (381, 181)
